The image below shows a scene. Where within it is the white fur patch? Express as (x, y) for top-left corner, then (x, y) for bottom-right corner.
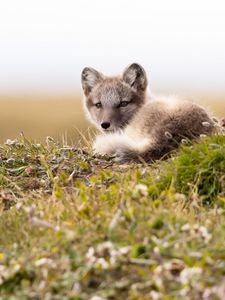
(93, 132), (151, 157)
(152, 95), (183, 111)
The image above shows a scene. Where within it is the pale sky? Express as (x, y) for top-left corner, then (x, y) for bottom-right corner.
(0, 0), (225, 95)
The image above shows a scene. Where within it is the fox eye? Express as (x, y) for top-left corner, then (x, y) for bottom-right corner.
(119, 101), (129, 107)
(95, 102), (102, 109)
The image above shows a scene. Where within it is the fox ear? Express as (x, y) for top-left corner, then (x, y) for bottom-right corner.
(81, 67), (103, 96)
(122, 63), (147, 92)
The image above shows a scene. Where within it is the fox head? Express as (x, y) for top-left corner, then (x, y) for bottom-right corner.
(81, 63), (148, 133)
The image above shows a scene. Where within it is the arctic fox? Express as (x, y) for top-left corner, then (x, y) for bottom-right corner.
(81, 63), (214, 162)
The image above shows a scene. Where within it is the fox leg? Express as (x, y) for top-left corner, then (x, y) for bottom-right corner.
(93, 133), (151, 161)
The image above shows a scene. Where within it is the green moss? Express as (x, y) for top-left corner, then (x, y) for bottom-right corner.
(0, 134), (224, 299)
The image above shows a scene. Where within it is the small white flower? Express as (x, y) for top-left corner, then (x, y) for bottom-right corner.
(135, 184), (148, 196)
(38, 280), (46, 290)
(86, 247), (95, 259)
(46, 136), (55, 142)
(90, 296), (106, 300)
(189, 251), (202, 259)
(179, 287), (190, 296)
(181, 139), (188, 144)
(202, 121), (211, 127)
(35, 258), (52, 267)
(13, 264), (21, 272)
(149, 290), (162, 300)
(165, 131), (172, 139)
(153, 276), (163, 289)
(180, 267), (202, 284)
(5, 139), (19, 146)
(200, 134), (207, 138)
(16, 202), (23, 210)
(118, 246), (131, 255)
(96, 258), (109, 269)
(109, 255), (117, 266)
(6, 158), (15, 164)
(96, 241), (114, 253)
(181, 223), (191, 231)
(199, 226), (212, 243)
(153, 246), (160, 254)
(0, 265), (6, 272)
(175, 193), (186, 202)
(155, 265), (163, 274)
(162, 242), (170, 248)
(110, 248), (118, 258)
(24, 204), (36, 215)
(72, 282), (81, 293)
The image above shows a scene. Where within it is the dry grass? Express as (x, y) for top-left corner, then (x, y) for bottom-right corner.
(0, 134), (224, 299)
(0, 96), (89, 144)
(0, 95), (224, 145)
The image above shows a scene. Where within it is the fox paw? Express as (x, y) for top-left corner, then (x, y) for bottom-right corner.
(93, 134), (117, 156)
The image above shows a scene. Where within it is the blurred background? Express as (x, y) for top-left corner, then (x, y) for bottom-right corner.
(0, 0), (224, 144)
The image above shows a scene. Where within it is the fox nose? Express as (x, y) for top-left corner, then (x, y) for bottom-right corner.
(101, 122), (110, 129)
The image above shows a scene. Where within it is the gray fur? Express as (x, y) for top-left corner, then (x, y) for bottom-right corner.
(81, 67), (104, 96)
(81, 63), (215, 162)
(122, 63), (148, 93)
(82, 75), (146, 132)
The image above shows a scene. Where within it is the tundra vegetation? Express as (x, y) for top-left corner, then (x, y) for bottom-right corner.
(0, 129), (224, 299)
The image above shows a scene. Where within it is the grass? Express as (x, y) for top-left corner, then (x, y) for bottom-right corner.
(0, 131), (224, 300)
